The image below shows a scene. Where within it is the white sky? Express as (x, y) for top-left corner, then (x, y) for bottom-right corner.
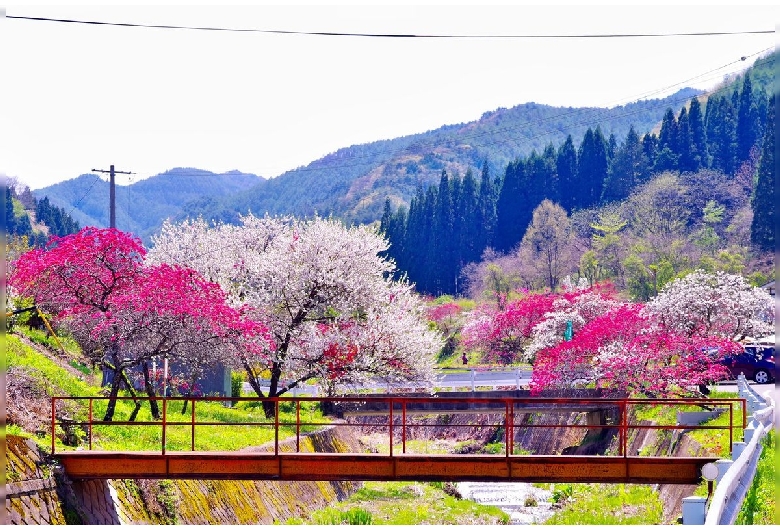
(2, 3), (778, 190)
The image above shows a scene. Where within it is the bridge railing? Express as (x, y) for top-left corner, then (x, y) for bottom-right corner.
(50, 395), (746, 459)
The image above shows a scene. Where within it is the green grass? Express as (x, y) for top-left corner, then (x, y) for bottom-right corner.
(286, 481), (509, 525)
(735, 429), (776, 525)
(7, 334), (96, 398)
(544, 483), (664, 525)
(7, 334), (329, 453)
(632, 389), (744, 458)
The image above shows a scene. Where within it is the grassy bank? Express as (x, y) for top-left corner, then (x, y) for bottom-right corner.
(284, 481), (510, 525)
(735, 429), (776, 525)
(6, 333), (327, 453)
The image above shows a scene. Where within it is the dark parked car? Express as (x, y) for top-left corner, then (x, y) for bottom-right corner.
(720, 345), (775, 384)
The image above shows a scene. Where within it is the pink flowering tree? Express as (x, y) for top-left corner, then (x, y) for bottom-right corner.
(427, 300), (464, 360)
(462, 293), (557, 365)
(530, 304), (736, 397)
(149, 215), (441, 416)
(523, 283), (621, 363)
(10, 228), (272, 420)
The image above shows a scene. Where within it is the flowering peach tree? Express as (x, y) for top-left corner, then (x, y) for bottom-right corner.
(149, 215), (440, 413)
(461, 276), (745, 397)
(529, 303), (736, 396)
(9, 228), (272, 420)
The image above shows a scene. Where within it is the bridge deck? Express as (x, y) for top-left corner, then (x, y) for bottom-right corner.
(56, 451), (716, 484)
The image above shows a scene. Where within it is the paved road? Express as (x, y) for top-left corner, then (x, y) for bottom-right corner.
(241, 373), (775, 397)
(242, 369), (533, 395)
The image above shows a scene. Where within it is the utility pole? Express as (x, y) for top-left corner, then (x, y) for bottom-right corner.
(91, 165), (134, 228)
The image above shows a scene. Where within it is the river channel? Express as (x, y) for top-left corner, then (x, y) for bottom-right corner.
(457, 482), (556, 525)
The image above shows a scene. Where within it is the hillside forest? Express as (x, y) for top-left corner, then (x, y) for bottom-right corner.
(7, 53), (776, 304)
(381, 72), (775, 298)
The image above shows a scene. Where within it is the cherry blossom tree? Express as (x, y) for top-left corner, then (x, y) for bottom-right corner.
(149, 215), (441, 414)
(10, 228), (272, 420)
(643, 270), (774, 340)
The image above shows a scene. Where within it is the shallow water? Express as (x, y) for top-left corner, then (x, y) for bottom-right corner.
(457, 482), (556, 525)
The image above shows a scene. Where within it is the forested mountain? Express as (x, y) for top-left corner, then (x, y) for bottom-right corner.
(381, 53), (776, 296)
(183, 88), (704, 226)
(29, 50), (775, 266)
(33, 168), (263, 243)
(5, 181), (81, 246)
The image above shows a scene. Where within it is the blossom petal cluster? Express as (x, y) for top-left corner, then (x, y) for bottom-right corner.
(148, 215), (441, 398)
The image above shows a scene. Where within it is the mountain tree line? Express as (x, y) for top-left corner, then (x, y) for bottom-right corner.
(381, 73), (775, 295)
(5, 185), (80, 246)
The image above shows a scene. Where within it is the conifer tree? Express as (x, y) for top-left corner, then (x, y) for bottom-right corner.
(750, 94), (775, 251)
(711, 96), (738, 175)
(542, 143), (560, 204)
(458, 168), (481, 273)
(556, 135), (577, 212)
(5, 187), (18, 235)
(433, 170), (455, 293)
(676, 106), (695, 172)
(642, 133), (659, 173)
(688, 96), (707, 170)
(656, 108), (679, 171)
(476, 159), (497, 251)
(576, 127), (609, 208)
(494, 158), (526, 252)
(602, 126), (648, 203)
(736, 73), (757, 162)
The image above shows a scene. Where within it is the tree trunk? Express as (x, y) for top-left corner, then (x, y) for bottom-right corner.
(103, 368), (124, 422)
(120, 370), (142, 422)
(142, 362), (161, 419)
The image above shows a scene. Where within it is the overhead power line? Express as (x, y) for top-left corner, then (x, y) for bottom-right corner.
(6, 15), (775, 38)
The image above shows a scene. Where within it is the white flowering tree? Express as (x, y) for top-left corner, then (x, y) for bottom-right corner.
(149, 215), (440, 413)
(643, 270), (774, 340)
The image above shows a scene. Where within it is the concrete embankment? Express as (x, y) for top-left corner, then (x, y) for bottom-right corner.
(6, 427), (362, 525)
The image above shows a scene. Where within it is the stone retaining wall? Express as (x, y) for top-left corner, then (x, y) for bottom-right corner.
(6, 436), (68, 525)
(5, 426), (362, 525)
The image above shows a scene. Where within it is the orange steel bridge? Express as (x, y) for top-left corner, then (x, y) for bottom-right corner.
(50, 395), (745, 485)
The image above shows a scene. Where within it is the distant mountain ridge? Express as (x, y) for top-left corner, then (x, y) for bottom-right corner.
(34, 168), (264, 243)
(181, 88), (705, 226)
(34, 88), (704, 243)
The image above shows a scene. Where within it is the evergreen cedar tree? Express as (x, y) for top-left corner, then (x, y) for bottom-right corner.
(381, 72), (774, 297)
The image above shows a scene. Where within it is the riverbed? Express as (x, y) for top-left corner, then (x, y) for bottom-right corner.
(457, 482), (556, 525)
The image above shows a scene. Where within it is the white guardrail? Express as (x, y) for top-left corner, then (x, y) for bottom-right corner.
(700, 374), (775, 525)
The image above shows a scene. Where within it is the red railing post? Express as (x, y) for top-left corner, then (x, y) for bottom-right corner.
(388, 398), (394, 457)
(51, 398), (56, 454)
(89, 398), (93, 450)
(191, 398), (196, 451)
(274, 400), (280, 456)
(296, 400), (301, 453)
(505, 401), (510, 457)
(620, 400), (627, 457)
(509, 401), (515, 456)
(729, 402), (733, 454)
(161, 397), (167, 455)
(402, 400), (406, 454)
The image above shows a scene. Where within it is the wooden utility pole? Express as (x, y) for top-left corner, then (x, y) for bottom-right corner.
(91, 165), (133, 228)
